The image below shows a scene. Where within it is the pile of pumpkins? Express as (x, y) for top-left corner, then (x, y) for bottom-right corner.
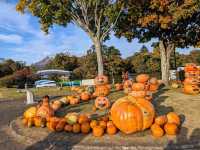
(183, 63), (200, 95)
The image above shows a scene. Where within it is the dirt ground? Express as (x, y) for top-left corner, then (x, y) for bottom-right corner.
(1, 88), (200, 150)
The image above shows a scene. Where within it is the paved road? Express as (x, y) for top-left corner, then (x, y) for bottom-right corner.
(0, 100), (27, 150)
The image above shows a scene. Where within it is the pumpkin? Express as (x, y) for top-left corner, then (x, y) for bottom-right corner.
(164, 123), (178, 135)
(81, 122), (91, 134)
(92, 126), (104, 137)
(155, 115), (167, 126)
(107, 125), (117, 135)
(111, 96), (155, 134)
(95, 96), (110, 110)
(107, 121), (114, 127)
(47, 117), (60, 131)
(27, 117), (34, 128)
(99, 121), (107, 129)
(184, 63), (198, 72)
(56, 118), (66, 132)
(80, 92), (90, 101)
(34, 116), (46, 128)
(78, 114), (89, 124)
(65, 113), (78, 125)
(23, 107), (37, 119)
(184, 77), (199, 85)
(183, 84), (200, 94)
(149, 84), (159, 91)
(69, 96), (80, 105)
(73, 123), (81, 133)
(95, 85), (110, 96)
(94, 75), (108, 85)
(149, 77), (158, 85)
(132, 83), (145, 91)
(136, 74), (150, 83)
(51, 100), (62, 111)
(36, 99), (54, 119)
(90, 120), (98, 128)
(167, 112), (180, 125)
(150, 124), (164, 138)
(123, 80), (133, 89)
(64, 124), (73, 132)
(115, 83), (123, 91)
(129, 91), (146, 98)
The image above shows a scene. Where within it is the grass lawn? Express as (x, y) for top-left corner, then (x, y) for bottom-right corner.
(0, 87), (72, 101)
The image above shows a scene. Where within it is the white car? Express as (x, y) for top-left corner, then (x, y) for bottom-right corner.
(35, 80), (57, 88)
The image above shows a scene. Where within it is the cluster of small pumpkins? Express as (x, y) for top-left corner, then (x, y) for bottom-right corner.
(183, 63), (200, 95)
(151, 112), (181, 137)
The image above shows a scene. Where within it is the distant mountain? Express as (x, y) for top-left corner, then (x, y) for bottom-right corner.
(0, 58), (5, 63)
(33, 56), (52, 69)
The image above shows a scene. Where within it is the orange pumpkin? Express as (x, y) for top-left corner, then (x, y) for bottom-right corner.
(78, 114), (89, 124)
(149, 77), (158, 85)
(99, 120), (107, 129)
(73, 123), (81, 133)
(129, 91), (146, 98)
(150, 124), (164, 138)
(90, 120), (98, 128)
(92, 126), (104, 137)
(111, 96), (155, 134)
(115, 83), (123, 91)
(23, 106), (37, 119)
(164, 123), (178, 135)
(94, 75), (108, 85)
(155, 115), (167, 126)
(149, 84), (159, 91)
(183, 84), (200, 95)
(47, 117), (60, 131)
(136, 74), (150, 83)
(56, 118), (66, 132)
(81, 122), (91, 134)
(95, 96), (110, 110)
(167, 112), (180, 125)
(64, 124), (73, 132)
(36, 99), (54, 119)
(107, 125), (117, 135)
(80, 92), (90, 101)
(132, 83), (145, 91)
(95, 85), (110, 96)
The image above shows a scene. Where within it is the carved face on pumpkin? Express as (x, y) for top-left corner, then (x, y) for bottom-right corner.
(94, 75), (108, 85)
(95, 96), (110, 110)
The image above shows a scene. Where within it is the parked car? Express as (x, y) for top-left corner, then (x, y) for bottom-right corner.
(35, 80), (57, 88)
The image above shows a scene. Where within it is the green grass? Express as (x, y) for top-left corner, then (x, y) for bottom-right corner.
(0, 87), (72, 101)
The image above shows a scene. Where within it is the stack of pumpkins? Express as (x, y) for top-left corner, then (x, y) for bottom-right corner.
(183, 63), (200, 95)
(93, 75), (111, 110)
(151, 112), (181, 138)
(129, 74), (160, 102)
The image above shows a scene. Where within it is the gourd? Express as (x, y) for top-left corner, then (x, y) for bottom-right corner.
(36, 99), (54, 119)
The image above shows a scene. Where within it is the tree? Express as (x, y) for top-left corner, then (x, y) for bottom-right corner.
(114, 0), (200, 85)
(16, 0), (124, 75)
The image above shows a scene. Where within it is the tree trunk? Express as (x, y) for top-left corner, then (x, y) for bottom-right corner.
(93, 38), (104, 75)
(159, 41), (175, 86)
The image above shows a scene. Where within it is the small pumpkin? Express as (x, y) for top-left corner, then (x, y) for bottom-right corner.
(167, 112), (180, 125)
(99, 120), (107, 129)
(92, 126), (104, 137)
(73, 123), (81, 133)
(90, 120), (98, 128)
(129, 91), (146, 98)
(136, 74), (150, 83)
(78, 114), (90, 124)
(23, 106), (37, 119)
(132, 83), (145, 91)
(80, 92), (90, 101)
(107, 125), (117, 135)
(183, 84), (200, 95)
(94, 75), (108, 85)
(115, 83), (123, 91)
(155, 115), (167, 126)
(95, 96), (110, 110)
(164, 123), (178, 135)
(65, 113), (78, 125)
(81, 122), (91, 134)
(150, 124), (164, 138)
(56, 118), (66, 132)
(64, 124), (73, 132)
(47, 117), (60, 131)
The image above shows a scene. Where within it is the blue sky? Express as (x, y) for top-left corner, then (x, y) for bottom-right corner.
(0, 0), (194, 65)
